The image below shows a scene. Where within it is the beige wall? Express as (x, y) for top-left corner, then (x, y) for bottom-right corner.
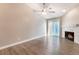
(0, 4), (45, 47)
(62, 6), (79, 44)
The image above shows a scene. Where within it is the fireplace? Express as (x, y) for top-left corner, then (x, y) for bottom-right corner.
(65, 31), (74, 41)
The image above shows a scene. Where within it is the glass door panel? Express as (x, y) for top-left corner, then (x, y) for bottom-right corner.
(48, 19), (60, 36)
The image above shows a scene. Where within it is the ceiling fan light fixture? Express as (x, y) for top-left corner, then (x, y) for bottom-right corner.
(41, 8), (47, 15)
(42, 12), (47, 15)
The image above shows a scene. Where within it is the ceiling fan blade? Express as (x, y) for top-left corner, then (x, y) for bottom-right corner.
(33, 10), (42, 12)
(48, 11), (55, 13)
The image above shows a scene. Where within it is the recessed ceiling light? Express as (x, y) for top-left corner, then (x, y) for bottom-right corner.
(62, 9), (66, 13)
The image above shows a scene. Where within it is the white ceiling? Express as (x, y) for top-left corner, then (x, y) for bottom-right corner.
(27, 3), (79, 19)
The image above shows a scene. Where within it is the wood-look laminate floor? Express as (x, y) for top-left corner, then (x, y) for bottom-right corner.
(0, 36), (79, 55)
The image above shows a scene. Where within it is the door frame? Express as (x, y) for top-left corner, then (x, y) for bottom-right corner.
(46, 17), (62, 37)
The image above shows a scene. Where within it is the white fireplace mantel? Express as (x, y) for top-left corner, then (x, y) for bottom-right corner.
(62, 25), (79, 44)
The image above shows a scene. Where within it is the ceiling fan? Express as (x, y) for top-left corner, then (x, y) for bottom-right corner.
(33, 3), (55, 14)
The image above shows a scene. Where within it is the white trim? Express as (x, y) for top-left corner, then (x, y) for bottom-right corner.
(0, 35), (44, 50)
(74, 40), (79, 44)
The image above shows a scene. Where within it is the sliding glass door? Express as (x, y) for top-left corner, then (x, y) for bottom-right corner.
(48, 18), (60, 36)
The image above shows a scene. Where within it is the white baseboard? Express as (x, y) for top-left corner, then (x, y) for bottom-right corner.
(0, 35), (44, 50)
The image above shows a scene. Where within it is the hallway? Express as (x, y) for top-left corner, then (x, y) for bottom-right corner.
(0, 36), (79, 55)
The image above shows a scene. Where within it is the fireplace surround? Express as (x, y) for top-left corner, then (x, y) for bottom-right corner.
(65, 31), (74, 42)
